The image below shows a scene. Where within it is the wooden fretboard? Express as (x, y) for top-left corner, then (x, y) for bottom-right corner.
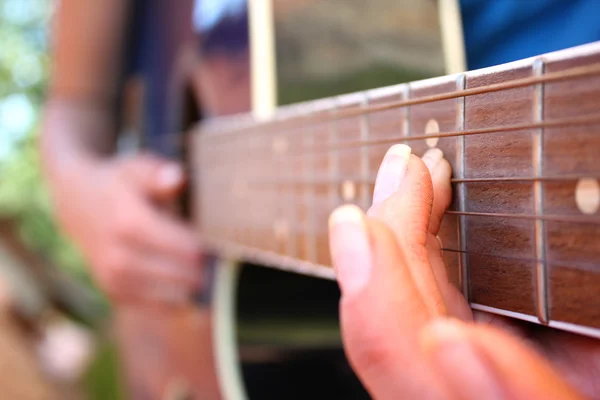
(192, 42), (600, 338)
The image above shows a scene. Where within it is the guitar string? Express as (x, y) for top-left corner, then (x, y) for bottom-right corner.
(201, 235), (599, 280)
(199, 155), (600, 225)
(201, 165), (600, 225)
(199, 161), (600, 226)
(198, 62), (600, 142)
(194, 63), (600, 167)
(323, 114), (600, 152)
(205, 228), (599, 271)
(445, 210), (600, 224)
(195, 110), (600, 172)
(201, 195), (600, 225)
(198, 174), (600, 185)
(200, 228), (598, 271)
(409, 248), (598, 271)
(196, 65), (600, 227)
(201, 113), (600, 159)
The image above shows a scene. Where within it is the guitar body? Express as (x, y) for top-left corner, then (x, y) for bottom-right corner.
(118, 1), (600, 399)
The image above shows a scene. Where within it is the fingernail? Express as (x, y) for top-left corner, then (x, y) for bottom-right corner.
(158, 164), (183, 188)
(372, 144), (411, 205)
(436, 235), (444, 256)
(421, 319), (503, 400)
(328, 204), (372, 295)
(422, 148), (444, 173)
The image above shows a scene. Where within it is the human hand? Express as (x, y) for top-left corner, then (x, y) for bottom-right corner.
(51, 153), (202, 306)
(329, 145), (593, 399)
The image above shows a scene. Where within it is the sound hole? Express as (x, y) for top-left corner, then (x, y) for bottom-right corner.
(236, 265), (369, 399)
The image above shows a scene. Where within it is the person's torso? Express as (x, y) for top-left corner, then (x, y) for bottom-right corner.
(124, 0), (600, 154)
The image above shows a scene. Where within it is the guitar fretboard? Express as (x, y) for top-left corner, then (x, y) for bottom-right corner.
(192, 42), (600, 338)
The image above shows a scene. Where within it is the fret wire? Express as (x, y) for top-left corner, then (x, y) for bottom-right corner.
(532, 59), (549, 325)
(248, 135), (256, 247)
(305, 126), (318, 263)
(221, 138), (229, 242)
(360, 93), (371, 210)
(252, 133), (259, 247)
(287, 141), (297, 259)
(253, 134), (262, 247)
(255, 133), (261, 248)
(330, 100), (339, 212)
(456, 73), (469, 301)
(280, 127), (294, 257)
(233, 136), (242, 244)
(402, 84), (410, 141)
(200, 62), (600, 141)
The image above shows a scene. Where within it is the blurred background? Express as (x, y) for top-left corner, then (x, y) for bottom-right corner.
(3, 0), (599, 398)
(0, 0), (444, 398)
(0, 0), (123, 398)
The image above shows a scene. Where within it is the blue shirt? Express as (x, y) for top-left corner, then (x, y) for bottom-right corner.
(127, 0), (600, 154)
(461, 0), (600, 69)
(126, 0), (249, 156)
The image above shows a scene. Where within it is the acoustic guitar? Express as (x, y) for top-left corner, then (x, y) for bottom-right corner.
(116, 1), (600, 399)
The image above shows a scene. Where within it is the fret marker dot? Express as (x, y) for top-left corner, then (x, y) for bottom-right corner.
(425, 119), (440, 148)
(575, 178), (600, 214)
(273, 219), (289, 241)
(341, 180), (356, 202)
(272, 137), (288, 155)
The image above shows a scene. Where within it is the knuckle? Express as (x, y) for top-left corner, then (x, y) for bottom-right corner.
(406, 241), (430, 263)
(98, 250), (129, 288)
(111, 159), (130, 178)
(137, 152), (161, 166)
(113, 206), (137, 238)
(341, 299), (395, 373)
(347, 329), (394, 372)
(128, 154), (161, 175)
(431, 293), (447, 315)
(427, 234), (442, 253)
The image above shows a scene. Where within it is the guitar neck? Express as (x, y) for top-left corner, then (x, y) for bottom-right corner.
(192, 42), (600, 338)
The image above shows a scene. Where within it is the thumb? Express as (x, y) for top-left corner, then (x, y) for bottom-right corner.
(121, 154), (185, 201)
(420, 318), (582, 400)
(329, 205), (444, 398)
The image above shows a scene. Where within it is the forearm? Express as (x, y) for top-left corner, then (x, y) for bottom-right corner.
(41, 100), (115, 188)
(41, 0), (130, 187)
(50, 0), (129, 103)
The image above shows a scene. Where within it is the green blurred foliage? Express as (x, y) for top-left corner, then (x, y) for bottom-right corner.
(0, 0), (91, 283)
(0, 134), (93, 282)
(83, 341), (126, 400)
(279, 64), (431, 105)
(0, 1), (123, 396)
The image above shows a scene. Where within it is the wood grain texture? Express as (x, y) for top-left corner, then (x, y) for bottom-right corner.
(194, 42), (600, 336)
(543, 51), (600, 328)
